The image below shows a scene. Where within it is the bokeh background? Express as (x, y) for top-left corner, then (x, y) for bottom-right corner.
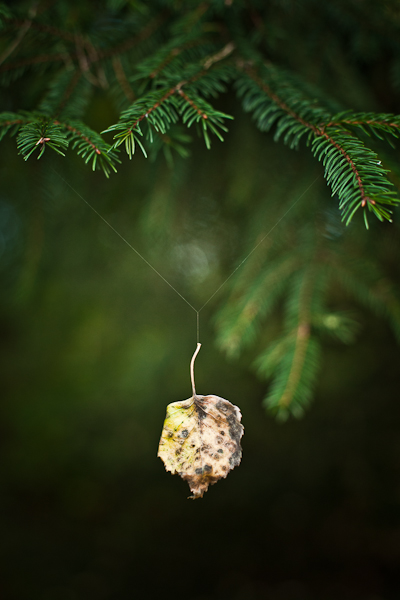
(1, 63), (400, 600)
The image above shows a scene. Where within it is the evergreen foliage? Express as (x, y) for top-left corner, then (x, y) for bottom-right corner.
(2, 0), (400, 222)
(1, 0), (400, 418)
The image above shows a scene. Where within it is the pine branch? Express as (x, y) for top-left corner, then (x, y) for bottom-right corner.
(0, 112), (119, 175)
(0, 111), (28, 140)
(3, 16), (79, 44)
(104, 81), (233, 156)
(103, 87), (180, 158)
(325, 112), (400, 141)
(131, 34), (215, 83)
(236, 61), (400, 227)
(255, 257), (327, 419)
(0, 7), (165, 90)
(146, 126), (192, 165)
(56, 120), (120, 177)
(112, 56), (136, 104)
(0, 51), (71, 74)
(216, 255), (298, 357)
(0, 5), (37, 66)
(96, 12), (168, 61)
(38, 69), (92, 120)
(311, 128), (396, 227)
(176, 88), (232, 148)
(1, 2), (400, 226)
(17, 119), (68, 160)
(260, 334), (321, 420)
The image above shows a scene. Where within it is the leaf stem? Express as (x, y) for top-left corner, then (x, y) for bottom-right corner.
(190, 343), (201, 397)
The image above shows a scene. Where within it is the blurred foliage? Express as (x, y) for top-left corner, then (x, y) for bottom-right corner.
(2, 0), (400, 415)
(1, 104), (400, 600)
(1, 2), (400, 599)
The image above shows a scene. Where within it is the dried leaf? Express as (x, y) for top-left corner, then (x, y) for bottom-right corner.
(158, 394), (244, 499)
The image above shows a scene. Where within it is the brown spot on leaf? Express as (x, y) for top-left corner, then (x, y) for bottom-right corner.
(229, 449), (242, 467)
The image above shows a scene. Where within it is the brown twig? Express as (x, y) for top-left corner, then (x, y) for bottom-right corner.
(0, 52), (71, 72)
(112, 57), (136, 102)
(0, 4), (38, 66)
(177, 89), (208, 119)
(0, 12), (166, 74)
(128, 86), (179, 132)
(150, 47), (181, 79)
(203, 41), (235, 70)
(126, 40), (236, 131)
(278, 268), (314, 410)
(1, 118), (25, 127)
(55, 70), (82, 117)
(324, 118), (400, 130)
(4, 17), (77, 43)
(54, 121), (101, 154)
(97, 13), (168, 60)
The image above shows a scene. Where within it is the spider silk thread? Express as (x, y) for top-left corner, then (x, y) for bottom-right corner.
(52, 168), (320, 344)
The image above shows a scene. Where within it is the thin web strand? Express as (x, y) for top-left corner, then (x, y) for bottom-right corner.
(53, 169), (198, 313)
(54, 169), (320, 340)
(197, 175), (321, 312)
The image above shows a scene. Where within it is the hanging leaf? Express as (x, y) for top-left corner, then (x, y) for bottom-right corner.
(158, 394), (244, 499)
(157, 344), (244, 499)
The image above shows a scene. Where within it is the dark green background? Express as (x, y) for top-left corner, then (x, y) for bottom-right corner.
(1, 101), (400, 600)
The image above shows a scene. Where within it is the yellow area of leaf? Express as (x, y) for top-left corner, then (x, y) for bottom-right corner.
(158, 394), (244, 499)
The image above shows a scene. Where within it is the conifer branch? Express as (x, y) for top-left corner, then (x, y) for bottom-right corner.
(4, 16), (78, 43)
(0, 11), (165, 76)
(17, 120), (68, 160)
(259, 263), (324, 420)
(177, 89), (208, 120)
(325, 115), (400, 134)
(112, 57), (136, 103)
(54, 70), (83, 117)
(104, 76), (232, 156)
(236, 62), (400, 227)
(277, 322), (311, 410)
(203, 42), (235, 70)
(0, 112), (119, 175)
(0, 52), (71, 72)
(0, 9), (35, 66)
(314, 127), (373, 208)
(96, 13), (168, 61)
(216, 255), (298, 357)
(1, 2), (399, 214)
(56, 120), (120, 176)
(0, 112), (27, 140)
(55, 121), (101, 154)
(2, 1), (400, 423)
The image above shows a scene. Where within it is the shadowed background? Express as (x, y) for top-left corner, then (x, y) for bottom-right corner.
(1, 105), (400, 600)
(1, 0), (400, 584)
